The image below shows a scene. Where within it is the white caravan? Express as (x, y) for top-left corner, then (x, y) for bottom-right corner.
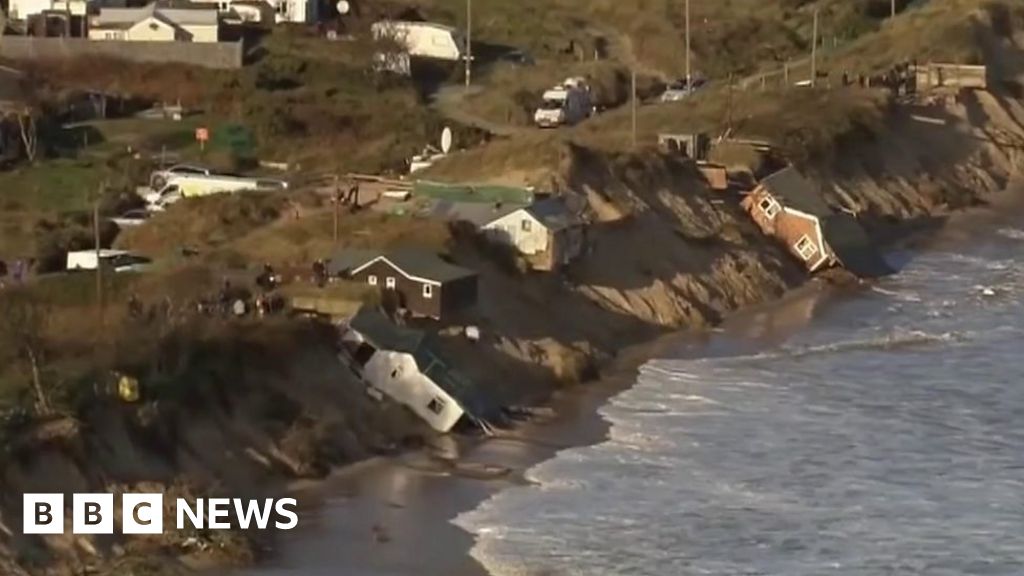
(534, 77), (593, 128)
(66, 250), (152, 273)
(371, 20), (464, 62)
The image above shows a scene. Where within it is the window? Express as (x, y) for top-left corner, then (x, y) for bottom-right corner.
(386, 277), (396, 289)
(368, 275), (378, 286)
(794, 235), (818, 261)
(423, 284), (434, 299)
(521, 219), (532, 232)
(759, 197), (781, 219)
(427, 397), (447, 415)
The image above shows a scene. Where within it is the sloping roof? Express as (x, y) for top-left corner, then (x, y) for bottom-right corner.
(429, 199), (526, 227)
(92, 2), (218, 28)
(822, 215), (895, 279)
(523, 197), (581, 231)
(350, 308), (426, 354)
(759, 166), (832, 218)
(382, 249), (477, 283)
(330, 248), (477, 284)
(327, 248), (378, 276)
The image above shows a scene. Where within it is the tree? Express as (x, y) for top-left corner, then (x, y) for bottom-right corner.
(0, 289), (53, 415)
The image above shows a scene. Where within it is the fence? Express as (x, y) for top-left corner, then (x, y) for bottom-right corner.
(0, 36), (243, 70)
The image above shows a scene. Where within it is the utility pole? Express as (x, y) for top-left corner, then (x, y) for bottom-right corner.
(684, 0), (691, 91)
(891, 0), (896, 18)
(464, 0), (472, 87)
(93, 182), (104, 328)
(332, 175), (341, 245)
(631, 68), (638, 150)
(810, 8), (819, 87)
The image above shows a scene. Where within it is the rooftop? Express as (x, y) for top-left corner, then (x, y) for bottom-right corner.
(758, 166), (833, 218)
(330, 248), (477, 284)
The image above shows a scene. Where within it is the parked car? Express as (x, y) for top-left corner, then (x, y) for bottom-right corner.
(111, 209), (151, 228)
(659, 76), (707, 102)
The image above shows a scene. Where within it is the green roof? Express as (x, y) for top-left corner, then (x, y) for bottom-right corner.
(414, 181), (533, 205)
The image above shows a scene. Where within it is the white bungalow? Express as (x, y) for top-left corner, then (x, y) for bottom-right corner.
(88, 4), (220, 43)
(342, 309), (484, 433)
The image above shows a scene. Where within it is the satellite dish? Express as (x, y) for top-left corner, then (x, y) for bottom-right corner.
(440, 126), (453, 155)
(336, 0), (350, 14)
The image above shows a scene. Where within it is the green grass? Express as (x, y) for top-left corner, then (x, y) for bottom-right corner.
(0, 158), (108, 213)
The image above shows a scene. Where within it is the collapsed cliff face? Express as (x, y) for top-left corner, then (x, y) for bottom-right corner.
(0, 321), (423, 575)
(450, 89), (1023, 391)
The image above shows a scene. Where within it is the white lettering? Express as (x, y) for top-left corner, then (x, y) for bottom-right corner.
(176, 498), (204, 530)
(207, 498), (231, 529)
(233, 499), (274, 529)
(274, 498), (298, 530)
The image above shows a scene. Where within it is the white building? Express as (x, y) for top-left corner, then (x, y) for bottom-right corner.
(88, 4), (220, 43)
(343, 310), (482, 433)
(192, 0), (315, 24)
(480, 198), (586, 271)
(7, 0), (88, 20)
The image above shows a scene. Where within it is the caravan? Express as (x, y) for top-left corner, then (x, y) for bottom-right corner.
(371, 20), (465, 62)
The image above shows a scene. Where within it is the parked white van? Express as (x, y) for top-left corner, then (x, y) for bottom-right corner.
(534, 77), (594, 128)
(143, 174), (287, 204)
(66, 250), (152, 273)
(371, 20), (465, 62)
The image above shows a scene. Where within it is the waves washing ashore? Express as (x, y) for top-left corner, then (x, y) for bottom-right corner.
(455, 227), (1024, 576)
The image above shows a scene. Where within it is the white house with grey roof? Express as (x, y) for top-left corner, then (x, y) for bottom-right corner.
(88, 3), (220, 43)
(477, 197), (586, 271)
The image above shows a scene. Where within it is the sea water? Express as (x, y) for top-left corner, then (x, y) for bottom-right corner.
(454, 225), (1024, 576)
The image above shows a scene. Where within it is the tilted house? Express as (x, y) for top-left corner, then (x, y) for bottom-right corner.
(343, 309), (491, 433)
(741, 166), (893, 278)
(88, 3), (220, 43)
(328, 249), (478, 320)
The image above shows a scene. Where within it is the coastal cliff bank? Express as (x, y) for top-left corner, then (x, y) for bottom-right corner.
(1, 85), (1021, 576)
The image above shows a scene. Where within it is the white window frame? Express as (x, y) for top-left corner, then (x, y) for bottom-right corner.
(386, 277), (396, 289)
(367, 275), (378, 286)
(794, 234), (818, 261)
(422, 284), (434, 299)
(759, 197), (781, 219)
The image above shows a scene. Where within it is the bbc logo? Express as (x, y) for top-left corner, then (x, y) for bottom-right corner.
(24, 494), (164, 535)
(24, 493), (299, 534)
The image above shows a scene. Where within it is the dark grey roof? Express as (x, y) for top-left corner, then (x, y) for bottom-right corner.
(523, 197), (581, 231)
(822, 215), (895, 279)
(330, 248), (476, 284)
(350, 308), (426, 354)
(327, 248), (378, 276)
(759, 167), (832, 218)
(384, 249), (477, 283)
(429, 199), (526, 227)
